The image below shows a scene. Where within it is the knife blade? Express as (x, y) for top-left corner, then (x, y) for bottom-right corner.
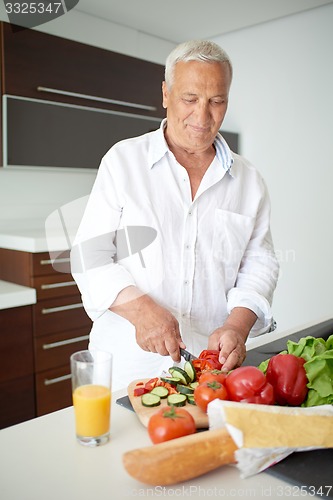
(180, 347), (198, 362)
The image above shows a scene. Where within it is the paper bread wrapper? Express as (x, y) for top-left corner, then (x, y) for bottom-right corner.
(208, 400), (333, 477)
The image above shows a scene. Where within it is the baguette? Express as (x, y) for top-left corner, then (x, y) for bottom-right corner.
(123, 427), (237, 485)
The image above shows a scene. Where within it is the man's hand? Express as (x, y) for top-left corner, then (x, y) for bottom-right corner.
(110, 286), (185, 362)
(208, 307), (257, 372)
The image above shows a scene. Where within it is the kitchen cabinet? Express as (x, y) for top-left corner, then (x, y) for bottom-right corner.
(0, 21), (165, 168)
(0, 305), (35, 428)
(0, 248), (91, 417)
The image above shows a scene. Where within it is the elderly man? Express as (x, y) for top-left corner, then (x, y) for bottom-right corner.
(71, 40), (279, 390)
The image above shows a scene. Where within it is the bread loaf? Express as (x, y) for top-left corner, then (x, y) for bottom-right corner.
(123, 427), (237, 485)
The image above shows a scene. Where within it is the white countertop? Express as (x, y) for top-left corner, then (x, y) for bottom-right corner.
(0, 280), (36, 310)
(0, 387), (313, 500)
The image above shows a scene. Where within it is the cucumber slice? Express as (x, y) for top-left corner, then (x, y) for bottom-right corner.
(167, 394), (187, 407)
(189, 381), (199, 390)
(169, 367), (190, 385)
(141, 393), (161, 407)
(187, 395), (196, 405)
(160, 376), (181, 386)
(184, 360), (196, 382)
(176, 384), (194, 395)
(150, 386), (169, 399)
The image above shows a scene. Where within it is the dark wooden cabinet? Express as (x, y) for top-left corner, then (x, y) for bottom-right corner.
(0, 21), (165, 168)
(0, 248), (91, 419)
(0, 305), (36, 428)
(0, 22), (164, 115)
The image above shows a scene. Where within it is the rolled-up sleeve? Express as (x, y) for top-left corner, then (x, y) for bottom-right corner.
(71, 157), (136, 321)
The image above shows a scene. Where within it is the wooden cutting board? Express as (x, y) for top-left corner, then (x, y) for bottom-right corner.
(127, 379), (209, 429)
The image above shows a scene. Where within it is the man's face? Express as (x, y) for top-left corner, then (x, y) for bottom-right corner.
(162, 60), (231, 154)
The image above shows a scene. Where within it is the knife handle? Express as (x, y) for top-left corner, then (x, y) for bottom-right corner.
(123, 428), (237, 485)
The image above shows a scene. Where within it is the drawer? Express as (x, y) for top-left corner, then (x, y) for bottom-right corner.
(33, 296), (91, 337)
(32, 250), (71, 276)
(32, 274), (79, 301)
(34, 328), (89, 372)
(0, 375), (35, 429)
(35, 365), (73, 416)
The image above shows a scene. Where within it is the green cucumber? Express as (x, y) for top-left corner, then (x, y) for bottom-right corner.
(160, 376), (181, 386)
(150, 386), (169, 399)
(141, 393), (161, 407)
(184, 360), (196, 382)
(186, 395), (196, 405)
(189, 381), (199, 390)
(167, 393), (187, 407)
(168, 367), (190, 385)
(176, 384), (194, 395)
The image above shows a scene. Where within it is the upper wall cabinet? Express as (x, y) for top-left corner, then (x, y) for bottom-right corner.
(0, 22), (166, 169)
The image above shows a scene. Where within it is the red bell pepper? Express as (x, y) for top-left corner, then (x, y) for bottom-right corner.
(266, 353), (308, 406)
(225, 366), (275, 405)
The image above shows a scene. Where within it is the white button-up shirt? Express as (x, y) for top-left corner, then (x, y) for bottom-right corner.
(72, 120), (279, 390)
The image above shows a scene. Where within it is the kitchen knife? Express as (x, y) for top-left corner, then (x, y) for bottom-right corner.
(180, 347), (198, 362)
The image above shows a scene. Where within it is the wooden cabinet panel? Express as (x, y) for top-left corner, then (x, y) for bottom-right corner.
(0, 375), (35, 429)
(0, 306), (34, 383)
(35, 365), (73, 416)
(32, 274), (79, 301)
(32, 251), (70, 276)
(33, 295), (91, 337)
(1, 22), (164, 118)
(0, 248), (92, 423)
(34, 327), (89, 372)
(0, 248), (32, 286)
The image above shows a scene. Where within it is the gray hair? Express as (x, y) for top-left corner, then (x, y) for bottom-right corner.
(165, 40), (232, 89)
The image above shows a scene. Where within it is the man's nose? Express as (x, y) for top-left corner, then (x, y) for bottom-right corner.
(195, 102), (210, 125)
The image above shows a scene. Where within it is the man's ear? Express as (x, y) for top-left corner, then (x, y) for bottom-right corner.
(162, 81), (168, 109)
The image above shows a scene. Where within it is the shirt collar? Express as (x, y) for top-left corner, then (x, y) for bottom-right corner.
(149, 118), (234, 175)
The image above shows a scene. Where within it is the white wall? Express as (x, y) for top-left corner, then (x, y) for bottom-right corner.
(212, 3), (333, 331)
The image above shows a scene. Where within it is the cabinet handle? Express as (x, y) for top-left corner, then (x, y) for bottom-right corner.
(37, 86), (157, 112)
(41, 281), (76, 290)
(41, 303), (83, 314)
(44, 373), (72, 386)
(40, 257), (70, 266)
(43, 334), (89, 350)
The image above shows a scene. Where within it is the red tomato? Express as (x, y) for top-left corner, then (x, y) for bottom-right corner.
(147, 406), (196, 444)
(225, 366), (274, 405)
(199, 370), (226, 385)
(194, 381), (228, 413)
(199, 350), (223, 370)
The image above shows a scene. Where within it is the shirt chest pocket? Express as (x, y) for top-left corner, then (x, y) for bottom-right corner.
(212, 209), (255, 268)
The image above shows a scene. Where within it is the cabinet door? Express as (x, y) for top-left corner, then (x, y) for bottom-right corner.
(0, 306), (34, 383)
(1, 22), (164, 117)
(0, 376), (35, 429)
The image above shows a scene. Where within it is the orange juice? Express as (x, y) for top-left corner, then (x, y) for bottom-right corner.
(73, 384), (111, 437)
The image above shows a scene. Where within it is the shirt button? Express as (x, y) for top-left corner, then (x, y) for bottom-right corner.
(185, 244), (190, 250)
(188, 211), (193, 216)
(184, 280), (189, 285)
